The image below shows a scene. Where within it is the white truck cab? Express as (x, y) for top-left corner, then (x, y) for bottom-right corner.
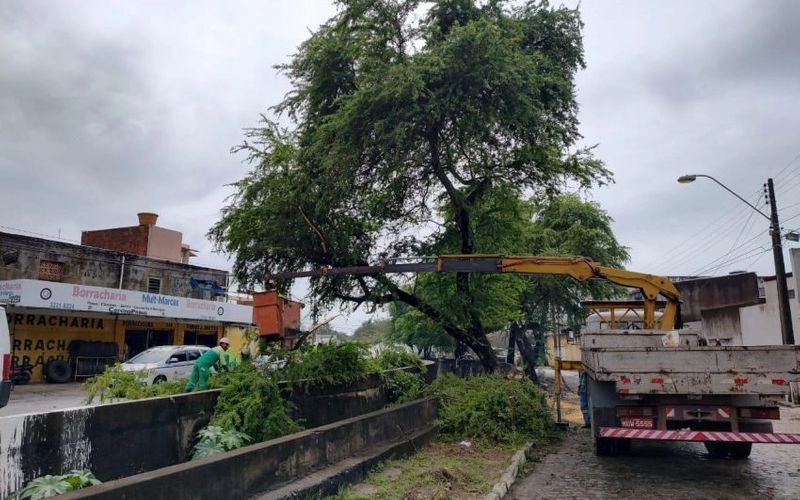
(0, 306), (11, 407)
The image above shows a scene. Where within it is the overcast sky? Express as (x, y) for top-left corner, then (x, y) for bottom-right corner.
(2, 1), (799, 333)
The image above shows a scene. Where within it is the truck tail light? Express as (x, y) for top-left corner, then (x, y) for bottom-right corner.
(2, 354), (10, 381)
(739, 407), (780, 420)
(618, 406), (654, 417)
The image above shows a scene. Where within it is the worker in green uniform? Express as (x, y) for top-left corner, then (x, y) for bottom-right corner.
(184, 337), (231, 392)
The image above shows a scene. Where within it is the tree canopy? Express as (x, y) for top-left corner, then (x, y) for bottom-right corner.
(210, 0), (616, 370)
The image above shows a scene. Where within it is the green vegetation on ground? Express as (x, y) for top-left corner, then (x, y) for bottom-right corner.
(83, 364), (186, 403)
(427, 374), (555, 445)
(9, 470), (101, 499)
(83, 342), (427, 458)
(277, 342), (375, 390)
(328, 441), (518, 500)
(330, 374), (559, 499)
(190, 425), (253, 461)
(206, 363), (302, 442)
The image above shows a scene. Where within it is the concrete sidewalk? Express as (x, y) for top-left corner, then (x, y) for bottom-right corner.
(0, 383), (96, 417)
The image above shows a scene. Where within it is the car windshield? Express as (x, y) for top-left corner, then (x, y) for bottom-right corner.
(127, 350), (171, 364)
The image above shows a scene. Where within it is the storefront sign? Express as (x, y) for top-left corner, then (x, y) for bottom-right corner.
(0, 279), (253, 324)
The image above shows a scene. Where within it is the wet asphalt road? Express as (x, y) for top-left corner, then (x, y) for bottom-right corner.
(508, 406), (800, 500)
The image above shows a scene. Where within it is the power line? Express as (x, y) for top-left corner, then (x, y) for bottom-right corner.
(772, 150), (800, 184)
(691, 229), (770, 275)
(742, 249), (770, 272)
(642, 190), (758, 272)
(699, 246), (771, 276)
(654, 192), (765, 274)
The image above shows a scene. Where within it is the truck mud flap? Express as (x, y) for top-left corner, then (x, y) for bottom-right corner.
(599, 427), (800, 443)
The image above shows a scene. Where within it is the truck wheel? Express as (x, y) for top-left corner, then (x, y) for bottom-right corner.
(615, 438), (631, 454)
(595, 436), (615, 456)
(704, 441), (730, 458)
(729, 442), (752, 459)
(153, 375), (167, 384)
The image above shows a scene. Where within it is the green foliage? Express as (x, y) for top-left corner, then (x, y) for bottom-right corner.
(207, 363), (302, 442)
(373, 346), (424, 371)
(83, 364), (185, 403)
(190, 426), (252, 461)
(374, 347), (426, 403)
(427, 374), (554, 445)
(389, 302), (455, 356)
(352, 318), (392, 345)
(278, 342), (374, 390)
(9, 470), (100, 499)
(383, 369), (426, 404)
(209, 0), (611, 370)
(522, 194), (630, 327)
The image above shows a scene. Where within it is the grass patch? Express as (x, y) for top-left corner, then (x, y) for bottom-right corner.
(328, 441), (519, 500)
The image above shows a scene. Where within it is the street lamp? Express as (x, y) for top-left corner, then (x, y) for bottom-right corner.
(678, 174), (795, 345)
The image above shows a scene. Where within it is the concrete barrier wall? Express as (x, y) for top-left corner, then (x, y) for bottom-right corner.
(0, 391), (219, 497)
(60, 397), (438, 500)
(284, 372), (387, 428)
(0, 371), (395, 497)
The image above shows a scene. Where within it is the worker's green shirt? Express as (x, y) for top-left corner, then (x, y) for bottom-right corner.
(196, 346), (228, 370)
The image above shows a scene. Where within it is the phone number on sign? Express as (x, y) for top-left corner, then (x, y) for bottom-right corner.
(49, 302), (76, 310)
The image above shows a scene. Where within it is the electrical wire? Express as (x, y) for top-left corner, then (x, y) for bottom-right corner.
(697, 246), (771, 276)
(691, 229), (770, 275)
(654, 193), (765, 274)
(641, 189), (761, 272)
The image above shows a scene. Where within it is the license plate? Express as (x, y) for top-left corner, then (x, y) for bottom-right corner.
(620, 417), (654, 429)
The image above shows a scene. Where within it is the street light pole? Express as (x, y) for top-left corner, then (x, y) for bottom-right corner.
(678, 174), (795, 345)
(765, 178), (795, 345)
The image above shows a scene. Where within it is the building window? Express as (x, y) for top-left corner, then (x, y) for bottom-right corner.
(790, 289), (796, 300)
(38, 260), (64, 281)
(147, 277), (162, 294)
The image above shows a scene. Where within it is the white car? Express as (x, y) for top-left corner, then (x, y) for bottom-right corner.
(121, 345), (210, 385)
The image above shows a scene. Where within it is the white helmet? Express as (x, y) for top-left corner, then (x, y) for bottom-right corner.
(219, 337), (231, 345)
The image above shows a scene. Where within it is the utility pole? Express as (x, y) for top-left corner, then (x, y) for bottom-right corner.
(766, 178), (795, 345)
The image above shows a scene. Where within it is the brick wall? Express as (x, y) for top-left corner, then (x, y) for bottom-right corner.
(81, 226), (149, 257)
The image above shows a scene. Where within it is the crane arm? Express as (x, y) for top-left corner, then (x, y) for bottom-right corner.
(267, 254), (680, 329)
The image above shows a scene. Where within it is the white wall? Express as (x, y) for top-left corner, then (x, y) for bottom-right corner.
(740, 273), (799, 345)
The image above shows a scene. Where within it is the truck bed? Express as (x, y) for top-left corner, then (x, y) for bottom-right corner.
(581, 330), (800, 395)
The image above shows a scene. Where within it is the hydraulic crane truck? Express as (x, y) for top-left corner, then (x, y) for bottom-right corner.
(268, 254), (800, 458)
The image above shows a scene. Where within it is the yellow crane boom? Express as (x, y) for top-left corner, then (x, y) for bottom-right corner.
(267, 254), (681, 330)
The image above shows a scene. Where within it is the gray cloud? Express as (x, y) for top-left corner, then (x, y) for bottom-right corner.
(1, 0), (798, 331)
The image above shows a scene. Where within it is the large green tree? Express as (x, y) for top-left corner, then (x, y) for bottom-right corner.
(522, 194), (630, 329)
(210, 0), (611, 370)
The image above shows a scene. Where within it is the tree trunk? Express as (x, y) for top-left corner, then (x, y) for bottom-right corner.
(463, 332), (498, 373)
(514, 322), (541, 385)
(384, 277), (499, 371)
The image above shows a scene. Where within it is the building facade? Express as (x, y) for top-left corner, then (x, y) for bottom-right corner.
(0, 215), (252, 382)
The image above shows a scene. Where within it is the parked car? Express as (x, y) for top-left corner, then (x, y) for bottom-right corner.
(120, 345), (210, 385)
(1, 306), (12, 407)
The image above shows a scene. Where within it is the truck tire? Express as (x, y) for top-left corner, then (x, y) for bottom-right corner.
(704, 441), (730, 458)
(45, 360), (72, 383)
(729, 442), (752, 459)
(594, 436), (615, 456)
